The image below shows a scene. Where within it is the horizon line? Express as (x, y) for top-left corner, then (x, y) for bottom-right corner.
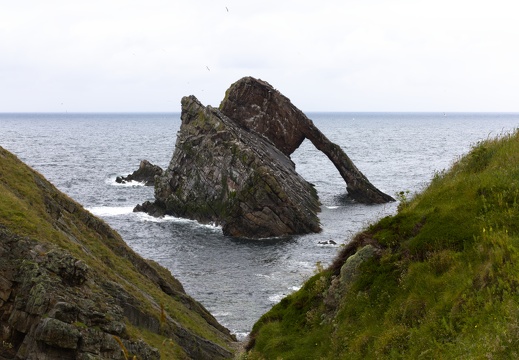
(1, 110), (519, 114)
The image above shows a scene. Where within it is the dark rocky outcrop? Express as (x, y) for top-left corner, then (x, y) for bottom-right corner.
(135, 77), (393, 238)
(116, 160), (163, 186)
(137, 77), (393, 238)
(0, 147), (236, 360)
(220, 77), (394, 204)
(137, 96), (321, 238)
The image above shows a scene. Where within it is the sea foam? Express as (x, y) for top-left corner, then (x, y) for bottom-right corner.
(87, 206), (135, 217)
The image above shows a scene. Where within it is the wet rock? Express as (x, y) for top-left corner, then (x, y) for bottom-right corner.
(116, 160), (163, 186)
(318, 240), (337, 245)
(133, 200), (165, 217)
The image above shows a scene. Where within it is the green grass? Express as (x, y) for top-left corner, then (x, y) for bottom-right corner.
(246, 130), (519, 359)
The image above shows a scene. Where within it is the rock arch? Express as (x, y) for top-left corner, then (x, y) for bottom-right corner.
(137, 77), (393, 238)
(219, 77), (394, 204)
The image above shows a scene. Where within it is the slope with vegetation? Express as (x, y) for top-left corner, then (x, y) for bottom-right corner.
(0, 146), (236, 359)
(245, 130), (519, 359)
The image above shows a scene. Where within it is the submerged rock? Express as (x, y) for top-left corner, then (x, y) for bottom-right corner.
(140, 95), (321, 238)
(116, 159), (163, 186)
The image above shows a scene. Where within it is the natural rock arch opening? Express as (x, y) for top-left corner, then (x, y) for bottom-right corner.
(290, 138), (346, 203)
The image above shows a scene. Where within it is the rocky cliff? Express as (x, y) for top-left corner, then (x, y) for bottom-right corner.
(136, 96), (321, 238)
(0, 147), (236, 359)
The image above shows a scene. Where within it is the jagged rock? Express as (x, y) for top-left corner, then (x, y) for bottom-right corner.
(33, 318), (81, 350)
(0, 229), (157, 360)
(0, 146), (236, 360)
(140, 95), (321, 238)
(220, 77), (394, 204)
(133, 200), (165, 217)
(318, 240), (337, 245)
(116, 160), (163, 186)
(137, 77), (393, 237)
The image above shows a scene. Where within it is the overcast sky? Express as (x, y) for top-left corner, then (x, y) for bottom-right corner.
(1, 0), (518, 112)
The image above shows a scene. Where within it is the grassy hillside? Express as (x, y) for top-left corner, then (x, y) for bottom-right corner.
(245, 130), (519, 359)
(0, 146), (236, 359)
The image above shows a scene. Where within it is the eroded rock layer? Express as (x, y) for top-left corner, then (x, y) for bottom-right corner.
(137, 77), (393, 238)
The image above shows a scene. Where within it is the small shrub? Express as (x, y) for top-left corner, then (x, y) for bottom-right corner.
(395, 190), (411, 211)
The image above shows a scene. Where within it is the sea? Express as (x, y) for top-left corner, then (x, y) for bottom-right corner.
(0, 112), (517, 340)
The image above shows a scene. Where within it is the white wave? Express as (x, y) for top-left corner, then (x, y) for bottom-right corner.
(134, 212), (223, 231)
(87, 206), (135, 217)
(326, 205), (339, 209)
(199, 222), (221, 230)
(212, 312), (231, 317)
(119, 180), (146, 187)
(255, 273), (272, 279)
(268, 293), (288, 303)
(232, 331), (250, 341)
(133, 212), (189, 223)
(105, 176), (146, 187)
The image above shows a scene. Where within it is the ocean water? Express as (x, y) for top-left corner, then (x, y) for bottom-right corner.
(0, 112), (517, 339)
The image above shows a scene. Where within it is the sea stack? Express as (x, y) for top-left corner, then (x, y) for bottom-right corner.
(137, 95), (321, 238)
(136, 77), (393, 238)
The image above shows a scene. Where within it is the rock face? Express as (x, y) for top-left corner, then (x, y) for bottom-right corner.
(138, 95), (321, 238)
(0, 147), (236, 360)
(220, 77), (394, 204)
(0, 229), (158, 360)
(116, 160), (163, 186)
